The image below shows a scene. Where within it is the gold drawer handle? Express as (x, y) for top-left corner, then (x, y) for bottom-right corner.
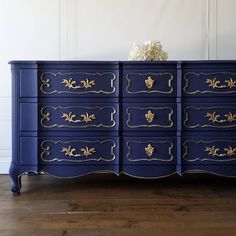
(61, 146), (96, 157)
(61, 112), (96, 123)
(145, 110), (155, 123)
(145, 144), (155, 157)
(145, 76), (155, 89)
(61, 78), (96, 90)
(204, 78), (236, 89)
(205, 145), (236, 157)
(205, 112), (236, 123)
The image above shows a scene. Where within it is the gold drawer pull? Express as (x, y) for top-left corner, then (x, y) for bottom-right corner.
(61, 146), (96, 157)
(61, 78), (96, 90)
(145, 110), (155, 123)
(205, 112), (236, 123)
(145, 144), (155, 157)
(61, 112), (96, 123)
(145, 76), (155, 89)
(205, 145), (236, 157)
(204, 78), (236, 89)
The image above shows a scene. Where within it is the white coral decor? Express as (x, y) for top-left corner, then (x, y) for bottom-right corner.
(128, 40), (168, 61)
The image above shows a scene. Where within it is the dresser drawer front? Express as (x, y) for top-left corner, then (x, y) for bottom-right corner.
(20, 103), (118, 131)
(183, 104), (236, 130)
(123, 137), (176, 165)
(40, 138), (119, 165)
(183, 138), (236, 164)
(183, 71), (236, 96)
(123, 103), (176, 131)
(39, 70), (118, 97)
(40, 104), (118, 131)
(123, 70), (176, 97)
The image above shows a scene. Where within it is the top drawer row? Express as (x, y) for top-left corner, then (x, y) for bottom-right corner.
(13, 61), (236, 98)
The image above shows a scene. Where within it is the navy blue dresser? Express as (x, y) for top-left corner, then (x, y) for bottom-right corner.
(9, 61), (236, 195)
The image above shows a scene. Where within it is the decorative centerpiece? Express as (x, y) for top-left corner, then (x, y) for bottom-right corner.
(128, 40), (168, 61)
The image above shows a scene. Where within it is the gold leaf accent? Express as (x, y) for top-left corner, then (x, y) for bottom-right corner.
(205, 145), (236, 157)
(61, 145), (96, 157)
(205, 112), (224, 123)
(61, 112), (96, 123)
(145, 110), (155, 123)
(145, 144), (155, 157)
(145, 76), (155, 89)
(224, 112), (236, 122)
(61, 78), (96, 90)
(225, 78), (236, 88)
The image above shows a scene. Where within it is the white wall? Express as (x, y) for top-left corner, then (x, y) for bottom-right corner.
(0, 0), (236, 173)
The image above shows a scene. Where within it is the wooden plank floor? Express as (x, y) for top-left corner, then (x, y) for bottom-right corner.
(0, 173), (236, 236)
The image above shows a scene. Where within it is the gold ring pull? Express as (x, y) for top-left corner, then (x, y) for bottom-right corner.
(205, 112), (236, 123)
(61, 112), (96, 123)
(145, 144), (155, 157)
(204, 78), (236, 89)
(145, 110), (155, 123)
(205, 145), (236, 157)
(145, 76), (155, 89)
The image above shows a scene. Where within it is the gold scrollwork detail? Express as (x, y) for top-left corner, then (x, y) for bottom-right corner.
(145, 144), (155, 157)
(61, 78), (96, 90)
(205, 145), (236, 157)
(205, 112), (236, 123)
(61, 145), (96, 157)
(145, 76), (155, 89)
(145, 110), (155, 123)
(205, 78), (236, 89)
(61, 112), (96, 124)
(40, 72), (116, 94)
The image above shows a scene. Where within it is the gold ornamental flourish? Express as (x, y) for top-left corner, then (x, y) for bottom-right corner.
(61, 145), (96, 157)
(145, 110), (155, 123)
(205, 145), (236, 157)
(205, 78), (236, 89)
(205, 112), (236, 123)
(61, 112), (96, 123)
(145, 76), (155, 89)
(61, 78), (96, 90)
(145, 144), (155, 157)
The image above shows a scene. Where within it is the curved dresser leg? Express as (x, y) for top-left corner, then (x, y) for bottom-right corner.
(9, 164), (21, 196)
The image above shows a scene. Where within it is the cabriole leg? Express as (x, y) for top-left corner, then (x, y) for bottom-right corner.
(9, 164), (21, 196)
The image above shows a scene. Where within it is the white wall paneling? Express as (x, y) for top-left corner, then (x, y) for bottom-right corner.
(0, 0), (236, 173)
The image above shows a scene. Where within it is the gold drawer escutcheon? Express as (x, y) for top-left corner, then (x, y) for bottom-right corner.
(145, 144), (155, 157)
(61, 145), (96, 157)
(205, 145), (236, 157)
(61, 112), (96, 123)
(205, 78), (236, 89)
(145, 76), (155, 89)
(205, 112), (236, 123)
(145, 110), (155, 123)
(61, 78), (96, 90)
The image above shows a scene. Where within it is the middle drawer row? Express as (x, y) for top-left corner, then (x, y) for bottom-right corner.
(20, 103), (236, 131)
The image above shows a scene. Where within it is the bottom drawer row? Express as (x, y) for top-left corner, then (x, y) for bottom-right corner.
(20, 137), (236, 166)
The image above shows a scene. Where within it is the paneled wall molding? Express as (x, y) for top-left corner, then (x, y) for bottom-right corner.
(60, 0), (79, 59)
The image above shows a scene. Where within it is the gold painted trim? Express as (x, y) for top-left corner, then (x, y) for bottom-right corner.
(40, 72), (116, 94)
(121, 171), (177, 179)
(126, 106), (174, 128)
(183, 140), (236, 162)
(183, 72), (236, 94)
(40, 139), (116, 163)
(126, 141), (174, 162)
(181, 169), (236, 178)
(184, 106), (236, 128)
(126, 72), (174, 94)
(40, 105), (116, 128)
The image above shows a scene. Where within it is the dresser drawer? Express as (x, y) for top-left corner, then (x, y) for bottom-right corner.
(39, 70), (118, 97)
(182, 138), (236, 165)
(183, 69), (236, 97)
(40, 138), (119, 165)
(123, 103), (176, 131)
(20, 103), (118, 131)
(20, 137), (119, 166)
(123, 137), (176, 165)
(123, 69), (176, 97)
(183, 104), (236, 130)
